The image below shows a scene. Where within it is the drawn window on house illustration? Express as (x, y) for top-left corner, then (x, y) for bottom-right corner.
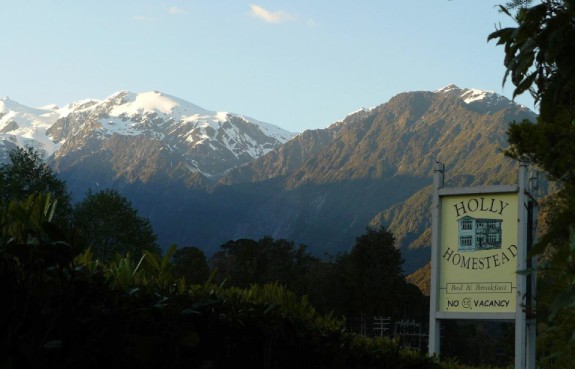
(457, 216), (503, 251)
(461, 220), (472, 230)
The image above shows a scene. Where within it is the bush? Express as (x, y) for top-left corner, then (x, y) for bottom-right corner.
(1, 195), (440, 369)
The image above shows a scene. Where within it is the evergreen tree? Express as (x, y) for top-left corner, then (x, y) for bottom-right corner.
(73, 189), (160, 261)
(172, 246), (210, 285)
(209, 236), (317, 293)
(0, 146), (71, 222)
(335, 226), (409, 318)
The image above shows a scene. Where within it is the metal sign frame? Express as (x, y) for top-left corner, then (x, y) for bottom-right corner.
(428, 163), (536, 369)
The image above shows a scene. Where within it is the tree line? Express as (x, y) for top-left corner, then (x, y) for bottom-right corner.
(0, 145), (426, 320)
(0, 146), (435, 368)
(0, 193), (437, 368)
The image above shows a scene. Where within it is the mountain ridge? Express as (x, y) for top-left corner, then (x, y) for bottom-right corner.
(1, 86), (537, 273)
(220, 85), (534, 189)
(200, 85), (536, 270)
(1, 91), (296, 194)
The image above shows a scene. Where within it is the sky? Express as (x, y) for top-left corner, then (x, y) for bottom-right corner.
(0, 1), (535, 133)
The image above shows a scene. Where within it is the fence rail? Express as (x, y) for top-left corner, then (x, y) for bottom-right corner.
(346, 316), (428, 352)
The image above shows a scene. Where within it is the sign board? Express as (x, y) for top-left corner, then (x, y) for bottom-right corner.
(439, 193), (518, 313)
(428, 164), (537, 369)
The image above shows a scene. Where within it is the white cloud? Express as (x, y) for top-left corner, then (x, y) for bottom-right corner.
(168, 7), (186, 15)
(249, 4), (296, 24)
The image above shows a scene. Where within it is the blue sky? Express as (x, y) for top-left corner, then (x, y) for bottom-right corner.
(0, 1), (534, 132)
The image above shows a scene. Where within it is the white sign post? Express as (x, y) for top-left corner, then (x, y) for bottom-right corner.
(428, 163), (537, 369)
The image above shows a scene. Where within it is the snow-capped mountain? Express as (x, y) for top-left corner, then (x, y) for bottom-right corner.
(0, 86), (539, 272)
(435, 84), (523, 113)
(0, 91), (296, 182)
(0, 97), (63, 161)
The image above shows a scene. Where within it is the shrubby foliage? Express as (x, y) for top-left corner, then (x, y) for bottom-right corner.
(0, 148), (436, 366)
(0, 148), (161, 262)
(489, 0), (575, 366)
(0, 194), (437, 369)
(0, 145), (501, 367)
(208, 227), (427, 320)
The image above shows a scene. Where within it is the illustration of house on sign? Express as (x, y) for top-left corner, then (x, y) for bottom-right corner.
(457, 216), (503, 252)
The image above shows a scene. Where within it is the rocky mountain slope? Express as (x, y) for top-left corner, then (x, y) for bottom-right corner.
(208, 85), (536, 271)
(1, 86), (537, 273)
(1, 91), (295, 192)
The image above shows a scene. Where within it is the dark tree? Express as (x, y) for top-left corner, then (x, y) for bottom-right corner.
(209, 236), (317, 293)
(0, 146), (71, 221)
(334, 226), (409, 318)
(72, 189), (160, 261)
(489, 0), (575, 184)
(172, 246), (210, 285)
(210, 238), (262, 288)
(489, 1), (575, 365)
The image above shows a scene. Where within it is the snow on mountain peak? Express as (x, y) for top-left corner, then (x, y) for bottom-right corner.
(435, 84), (461, 94)
(0, 97), (63, 159)
(436, 84), (503, 105)
(460, 89), (493, 104)
(330, 106), (375, 129)
(347, 107), (374, 117)
(92, 91), (297, 143)
(39, 104), (60, 111)
(109, 91), (177, 116)
(1, 90), (297, 172)
(56, 99), (99, 117)
(1, 97), (51, 116)
(100, 90), (213, 119)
